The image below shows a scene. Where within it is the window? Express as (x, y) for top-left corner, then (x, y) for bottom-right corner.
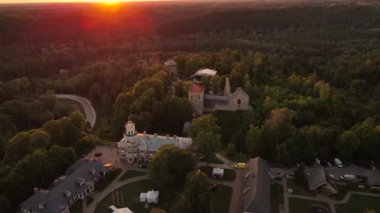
(237, 99), (241, 105)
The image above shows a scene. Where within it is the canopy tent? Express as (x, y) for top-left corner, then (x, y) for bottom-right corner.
(146, 190), (159, 204)
(139, 193), (147, 203)
(194, 68), (217, 77)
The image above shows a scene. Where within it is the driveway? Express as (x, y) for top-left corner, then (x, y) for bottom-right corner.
(55, 94), (96, 128)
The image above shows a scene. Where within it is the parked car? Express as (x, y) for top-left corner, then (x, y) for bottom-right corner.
(356, 175), (368, 183)
(234, 163), (247, 169)
(334, 158), (343, 168)
(138, 162), (148, 168)
(340, 174), (356, 181)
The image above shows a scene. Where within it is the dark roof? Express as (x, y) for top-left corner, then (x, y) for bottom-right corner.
(20, 159), (106, 213)
(308, 166), (327, 190)
(204, 94), (229, 110)
(66, 159), (88, 175)
(243, 157), (271, 213)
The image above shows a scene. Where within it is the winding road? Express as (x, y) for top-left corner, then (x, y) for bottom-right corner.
(55, 94), (96, 128)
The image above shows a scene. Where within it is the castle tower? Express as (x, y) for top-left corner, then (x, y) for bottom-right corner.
(125, 121), (137, 137)
(224, 77), (231, 96)
(188, 84), (204, 115)
(165, 59), (178, 76)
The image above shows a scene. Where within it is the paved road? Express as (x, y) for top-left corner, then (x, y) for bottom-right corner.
(55, 94), (96, 128)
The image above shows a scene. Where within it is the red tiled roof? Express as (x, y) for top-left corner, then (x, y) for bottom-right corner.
(189, 84), (204, 93)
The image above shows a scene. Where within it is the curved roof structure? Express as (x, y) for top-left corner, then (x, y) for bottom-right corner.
(194, 68), (217, 77)
(165, 60), (177, 66)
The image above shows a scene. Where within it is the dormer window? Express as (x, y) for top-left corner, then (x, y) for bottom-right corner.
(38, 201), (47, 209)
(76, 178), (85, 186)
(63, 190), (71, 198)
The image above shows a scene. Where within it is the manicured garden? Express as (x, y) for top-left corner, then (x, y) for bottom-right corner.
(336, 194), (380, 213)
(95, 168), (122, 192)
(119, 170), (147, 181)
(289, 197), (330, 213)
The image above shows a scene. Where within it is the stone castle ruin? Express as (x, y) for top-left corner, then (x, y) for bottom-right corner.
(188, 68), (252, 115)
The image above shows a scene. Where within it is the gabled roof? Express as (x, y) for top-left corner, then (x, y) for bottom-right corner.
(189, 84), (204, 93)
(308, 166), (327, 190)
(165, 60), (177, 66)
(20, 159), (106, 213)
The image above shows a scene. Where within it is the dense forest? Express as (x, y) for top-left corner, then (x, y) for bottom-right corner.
(0, 1), (380, 210)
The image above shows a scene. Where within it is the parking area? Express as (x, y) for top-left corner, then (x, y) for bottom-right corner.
(271, 165), (380, 185)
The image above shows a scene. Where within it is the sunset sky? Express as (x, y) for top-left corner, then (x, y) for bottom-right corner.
(0, 0), (165, 4)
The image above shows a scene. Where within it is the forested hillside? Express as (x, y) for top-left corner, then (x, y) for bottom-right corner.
(0, 1), (380, 211)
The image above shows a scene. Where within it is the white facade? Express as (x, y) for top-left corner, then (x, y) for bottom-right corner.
(117, 121), (192, 163)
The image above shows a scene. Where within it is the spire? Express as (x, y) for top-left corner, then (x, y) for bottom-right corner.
(224, 77), (231, 96)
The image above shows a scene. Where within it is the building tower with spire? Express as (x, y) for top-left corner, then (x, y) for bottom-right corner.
(224, 77), (231, 96)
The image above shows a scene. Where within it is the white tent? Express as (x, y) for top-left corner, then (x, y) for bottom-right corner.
(194, 68), (217, 77)
(212, 168), (224, 179)
(139, 193), (147, 203)
(146, 190), (159, 204)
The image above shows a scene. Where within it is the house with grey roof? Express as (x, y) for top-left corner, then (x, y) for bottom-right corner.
(308, 166), (337, 194)
(117, 120), (192, 163)
(20, 159), (108, 213)
(242, 157), (271, 213)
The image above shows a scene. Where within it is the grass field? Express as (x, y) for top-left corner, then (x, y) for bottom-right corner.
(287, 179), (316, 197)
(119, 170), (147, 181)
(69, 199), (82, 213)
(95, 180), (159, 213)
(289, 197), (330, 213)
(95, 168), (122, 192)
(336, 194), (380, 213)
(271, 183), (284, 213)
(210, 185), (233, 213)
(95, 180), (232, 213)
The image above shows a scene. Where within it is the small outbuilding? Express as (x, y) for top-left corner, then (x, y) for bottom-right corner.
(212, 167), (224, 180)
(147, 190), (159, 204)
(139, 193), (147, 203)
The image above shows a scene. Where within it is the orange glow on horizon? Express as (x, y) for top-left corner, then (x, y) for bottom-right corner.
(0, 0), (166, 4)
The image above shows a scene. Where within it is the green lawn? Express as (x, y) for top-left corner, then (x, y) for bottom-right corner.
(287, 179), (316, 197)
(119, 170), (146, 181)
(95, 168), (122, 192)
(336, 194), (380, 213)
(199, 166), (236, 181)
(210, 185), (233, 213)
(95, 179), (232, 213)
(289, 197), (330, 213)
(271, 183), (284, 213)
(94, 179), (181, 213)
(69, 199), (82, 213)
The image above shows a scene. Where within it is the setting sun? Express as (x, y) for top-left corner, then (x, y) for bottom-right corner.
(101, 0), (119, 5)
